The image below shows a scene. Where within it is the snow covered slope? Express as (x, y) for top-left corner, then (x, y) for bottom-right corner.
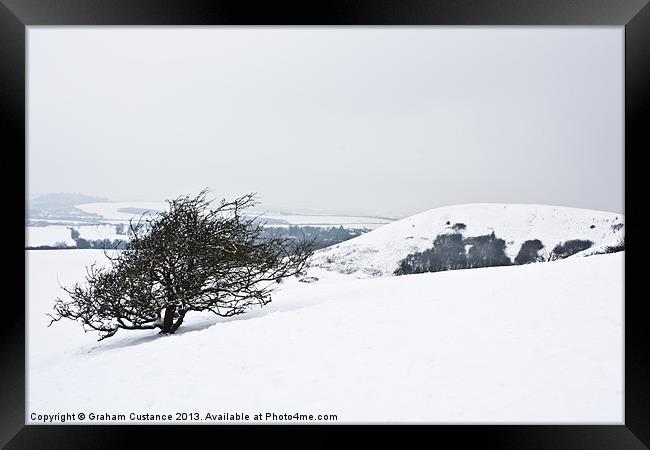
(27, 250), (622, 423)
(311, 204), (624, 277)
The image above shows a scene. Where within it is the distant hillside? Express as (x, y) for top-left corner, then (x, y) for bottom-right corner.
(29, 193), (109, 208)
(310, 203), (624, 277)
(27, 193), (110, 223)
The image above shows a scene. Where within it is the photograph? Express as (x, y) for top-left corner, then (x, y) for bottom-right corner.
(25, 26), (624, 424)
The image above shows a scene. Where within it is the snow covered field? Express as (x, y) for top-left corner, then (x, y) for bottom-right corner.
(25, 226), (77, 247)
(27, 249), (623, 424)
(256, 212), (392, 229)
(76, 201), (392, 229)
(26, 224), (126, 247)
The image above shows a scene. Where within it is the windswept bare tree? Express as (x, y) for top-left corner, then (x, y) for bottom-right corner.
(50, 190), (315, 340)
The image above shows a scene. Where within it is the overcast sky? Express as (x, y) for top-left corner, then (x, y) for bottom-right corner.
(28, 27), (623, 218)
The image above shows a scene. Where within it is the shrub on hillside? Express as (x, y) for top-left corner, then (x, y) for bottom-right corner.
(465, 232), (511, 269)
(514, 239), (545, 265)
(395, 232), (467, 275)
(604, 236), (624, 253)
(451, 223), (466, 232)
(611, 223), (624, 232)
(395, 230), (512, 275)
(550, 239), (593, 260)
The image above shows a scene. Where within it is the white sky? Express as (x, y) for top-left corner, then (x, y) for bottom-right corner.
(28, 27), (623, 218)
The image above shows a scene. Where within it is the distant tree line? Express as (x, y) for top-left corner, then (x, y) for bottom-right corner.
(27, 224), (367, 251)
(69, 227), (129, 250)
(395, 224), (606, 276)
(259, 225), (368, 251)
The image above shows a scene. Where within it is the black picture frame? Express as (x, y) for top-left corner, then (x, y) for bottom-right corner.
(3, 1), (647, 447)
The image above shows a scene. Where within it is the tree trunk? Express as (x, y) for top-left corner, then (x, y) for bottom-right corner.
(170, 312), (186, 334)
(161, 305), (176, 334)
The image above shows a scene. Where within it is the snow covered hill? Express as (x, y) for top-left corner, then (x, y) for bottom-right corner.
(310, 204), (624, 277)
(27, 250), (623, 423)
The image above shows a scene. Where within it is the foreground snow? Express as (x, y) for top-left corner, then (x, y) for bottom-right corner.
(312, 203), (624, 277)
(27, 250), (623, 423)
